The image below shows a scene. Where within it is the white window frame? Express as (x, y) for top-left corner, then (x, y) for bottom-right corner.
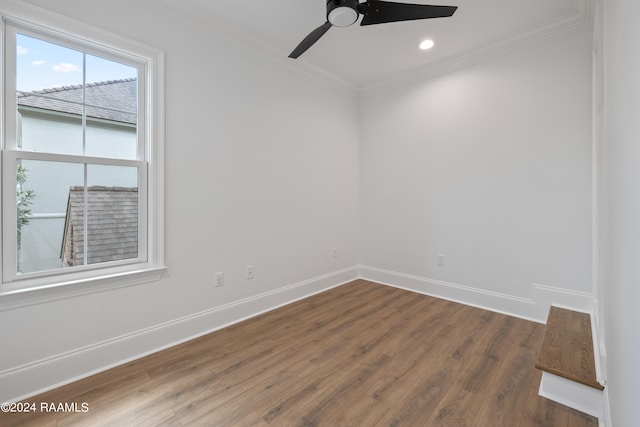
(0, 2), (165, 310)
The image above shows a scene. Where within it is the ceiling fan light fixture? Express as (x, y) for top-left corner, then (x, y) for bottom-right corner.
(328, 6), (359, 27)
(289, 1), (457, 59)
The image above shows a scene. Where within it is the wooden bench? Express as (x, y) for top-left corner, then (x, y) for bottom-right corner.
(535, 306), (604, 420)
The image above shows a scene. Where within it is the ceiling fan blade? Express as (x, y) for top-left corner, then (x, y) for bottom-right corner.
(359, 1), (457, 26)
(289, 22), (333, 59)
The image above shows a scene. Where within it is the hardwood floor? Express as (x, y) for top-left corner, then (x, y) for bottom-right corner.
(1, 280), (597, 426)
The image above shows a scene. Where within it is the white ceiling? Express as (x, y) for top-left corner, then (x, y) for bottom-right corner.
(149, 0), (590, 90)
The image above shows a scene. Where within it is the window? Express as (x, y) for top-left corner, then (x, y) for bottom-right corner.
(0, 7), (164, 308)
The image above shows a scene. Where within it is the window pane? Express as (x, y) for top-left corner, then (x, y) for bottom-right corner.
(16, 160), (139, 274)
(86, 54), (137, 88)
(16, 33), (138, 160)
(85, 56), (138, 159)
(17, 160), (84, 274)
(84, 164), (139, 266)
(19, 102), (84, 155)
(86, 164), (138, 187)
(85, 106), (137, 159)
(16, 33), (83, 93)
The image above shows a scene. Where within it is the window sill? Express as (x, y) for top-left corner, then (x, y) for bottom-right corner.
(0, 266), (167, 311)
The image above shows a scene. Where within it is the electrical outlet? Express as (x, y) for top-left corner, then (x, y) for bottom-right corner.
(215, 272), (224, 287)
(437, 254), (445, 266)
(246, 265), (254, 280)
(332, 248), (338, 259)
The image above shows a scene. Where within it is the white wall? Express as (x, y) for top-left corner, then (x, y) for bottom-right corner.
(602, 0), (640, 424)
(359, 29), (593, 316)
(0, 0), (359, 401)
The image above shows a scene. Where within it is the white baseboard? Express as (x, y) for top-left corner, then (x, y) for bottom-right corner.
(359, 265), (594, 323)
(539, 371), (604, 420)
(0, 266), (359, 403)
(602, 386), (611, 427)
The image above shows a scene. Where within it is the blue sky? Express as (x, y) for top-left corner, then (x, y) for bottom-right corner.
(16, 33), (137, 92)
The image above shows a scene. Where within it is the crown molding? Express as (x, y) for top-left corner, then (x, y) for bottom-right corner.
(139, 0), (357, 96)
(360, 0), (594, 95)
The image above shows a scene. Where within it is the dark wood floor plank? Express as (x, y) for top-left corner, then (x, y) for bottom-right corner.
(517, 370), (569, 427)
(472, 344), (540, 427)
(171, 284), (413, 424)
(341, 329), (459, 423)
(0, 280), (598, 427)
(418, 310), (504, 427)
(422, 388), (478, 427)
(229, 290), (436, 426)
(164, 282), (400, 424)
(176, 307), (394, 424)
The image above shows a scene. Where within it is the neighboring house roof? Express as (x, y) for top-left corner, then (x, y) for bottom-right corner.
(17, 78), (137, 125)
(61, 186), (138, 267)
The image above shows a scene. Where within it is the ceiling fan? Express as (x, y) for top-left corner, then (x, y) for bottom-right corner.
(289, 0), (458, 59)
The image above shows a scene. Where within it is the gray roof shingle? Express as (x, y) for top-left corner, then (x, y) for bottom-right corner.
(17, 78), (137, 125)
(61, 186), (138, 267)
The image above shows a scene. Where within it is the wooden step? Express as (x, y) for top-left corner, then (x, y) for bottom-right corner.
(535, 306), (603, 390)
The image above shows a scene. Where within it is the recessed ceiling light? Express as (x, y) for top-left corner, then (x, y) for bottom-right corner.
(419, 39), (435, 50)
